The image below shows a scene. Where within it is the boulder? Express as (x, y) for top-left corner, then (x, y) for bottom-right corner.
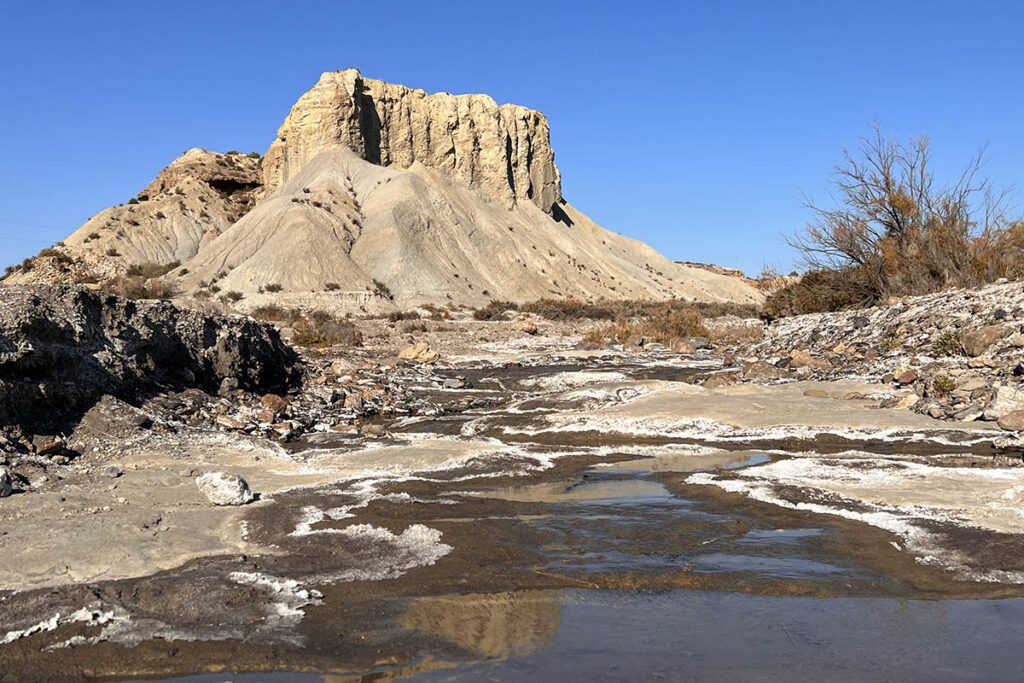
(740, 361), (789, 381)
(668, 337), (696, 354)
(895, 369), (919, 386)
(983, 385), (1024, 421)
(259, 393), (290, 417)
(398, 342), (440, 364)
(195, 472), (254, 506)
(997, 410), (1024, 431)
(962, 324), (1011, 357)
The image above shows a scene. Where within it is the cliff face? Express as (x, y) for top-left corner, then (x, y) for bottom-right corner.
(262, 69), (562, 212)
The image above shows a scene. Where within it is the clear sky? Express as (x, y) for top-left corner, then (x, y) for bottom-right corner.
(1, 0), (1021, 276)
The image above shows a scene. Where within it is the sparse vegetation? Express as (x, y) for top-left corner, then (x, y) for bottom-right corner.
(263, 283), (283, 293)
(324, 282), (340, 291)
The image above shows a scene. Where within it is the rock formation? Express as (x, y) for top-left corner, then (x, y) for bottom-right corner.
(6, 70), (764, 310)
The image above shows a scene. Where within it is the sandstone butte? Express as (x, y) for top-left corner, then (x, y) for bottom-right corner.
(7, 69), (763, 311)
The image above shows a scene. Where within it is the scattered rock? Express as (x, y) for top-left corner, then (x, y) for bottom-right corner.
(259, 394), (290, 417)
(218, 377), (240, 396)
(892, 394), (921, 410)
(195, 472), (254, 506)
(704, 373), (738, 389)
(398, 342), (440, 364)
(215, 415), (245, 430)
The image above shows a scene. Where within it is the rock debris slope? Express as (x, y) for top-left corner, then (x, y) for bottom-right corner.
(9, 69), (762, 310)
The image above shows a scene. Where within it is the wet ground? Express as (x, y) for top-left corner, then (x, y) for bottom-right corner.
(2, 350), (1023, 681)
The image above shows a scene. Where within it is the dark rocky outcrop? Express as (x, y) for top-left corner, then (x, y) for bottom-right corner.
(0, 285), (301, 432)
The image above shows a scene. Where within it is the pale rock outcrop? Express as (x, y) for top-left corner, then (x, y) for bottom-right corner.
(262, 69), (561, 212)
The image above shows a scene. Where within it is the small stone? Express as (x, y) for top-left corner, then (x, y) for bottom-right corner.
(803, 389), (831, 399)
(360, 423), (386, 437)
(102, 465), (124, 479)
(0, 468), (12, 498)
(443, 378), (467, 389)
(195, 472), (254, 506)
(513, 320), (539, 335)
(790, 349), (829, 370)
(997, 410), (1024, 431)
(843, 391), (866, 401)
(704, 373), (738, 389)
(927, 406), (947, 419)
(687, 336), (712, 350)
(740, 361), (788, 381)
(215, 414), (245, 430)
(343, 393), (365, 410)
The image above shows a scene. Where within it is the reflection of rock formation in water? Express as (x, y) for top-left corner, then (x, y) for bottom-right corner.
(400, 590), (562, 659)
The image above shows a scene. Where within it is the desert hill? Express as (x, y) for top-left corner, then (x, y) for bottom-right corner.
(7, 69), (762, 310)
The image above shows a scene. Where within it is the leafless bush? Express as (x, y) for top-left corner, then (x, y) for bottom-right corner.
(784, 125), (1019, 313)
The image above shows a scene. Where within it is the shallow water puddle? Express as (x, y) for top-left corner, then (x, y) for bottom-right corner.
(401, 590), (1024, 682)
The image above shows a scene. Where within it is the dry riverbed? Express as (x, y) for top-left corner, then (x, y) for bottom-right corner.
(2, 325), (1024, 681)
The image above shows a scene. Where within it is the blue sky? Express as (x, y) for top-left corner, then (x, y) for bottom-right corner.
(1, 1), (1021, 275)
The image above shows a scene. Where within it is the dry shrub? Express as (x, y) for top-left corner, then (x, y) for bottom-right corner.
(126, 261), (179, 279)
(400, 320), (429, 334)
(782, 126), (1022, 315)
(602, 306), (708, 345)
(103, 276), (177, 300)
(472, 300), (518, 320)
(290, 313), (362, 348)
